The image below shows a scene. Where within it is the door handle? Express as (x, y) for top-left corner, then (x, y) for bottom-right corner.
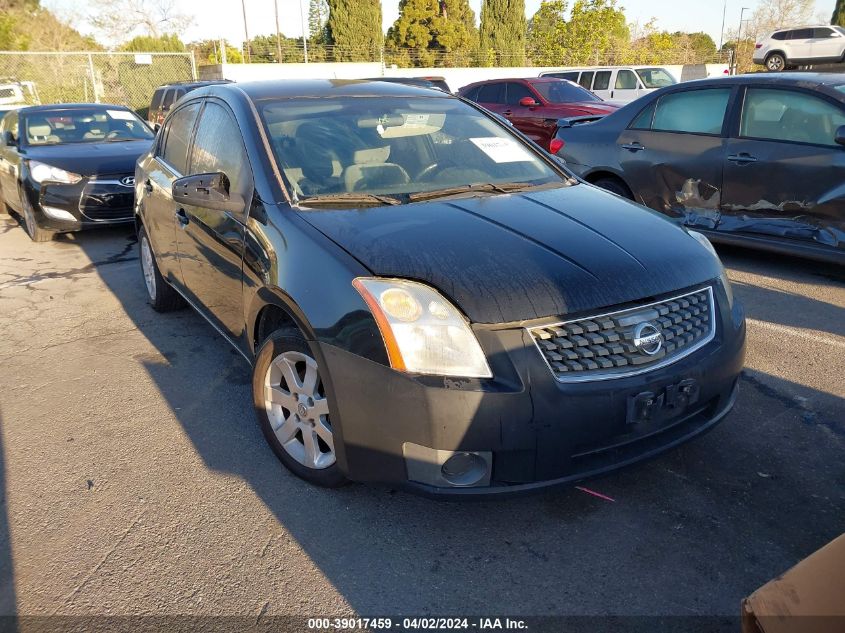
(621, 142), (645, 152)
(144, 178), (153, 193)
(175, 208), (189, 226)
(502, 110), (513, 116)
(727, 153), (758, 164)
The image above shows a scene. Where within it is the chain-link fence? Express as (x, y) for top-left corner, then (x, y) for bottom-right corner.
(0, 52), (195, 116)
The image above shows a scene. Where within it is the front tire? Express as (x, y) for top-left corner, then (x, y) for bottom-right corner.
(20, 192), (54, 242)
(253, 328), (347, 488)
(593, 177), (634, 200)
(766, 53), (786, 71)
(138, 225), (184, 312)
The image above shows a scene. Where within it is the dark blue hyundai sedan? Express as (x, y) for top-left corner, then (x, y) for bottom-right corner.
(134, 80), (746, 497)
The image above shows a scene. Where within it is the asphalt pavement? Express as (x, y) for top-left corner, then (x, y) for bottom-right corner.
(0, 212), (842, 624)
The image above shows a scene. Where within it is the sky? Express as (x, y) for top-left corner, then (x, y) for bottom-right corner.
(45, 0), (837, 49)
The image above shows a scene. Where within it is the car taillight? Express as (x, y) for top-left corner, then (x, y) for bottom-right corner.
(755, 43), (762, 49)
(550, 138), (564, 154)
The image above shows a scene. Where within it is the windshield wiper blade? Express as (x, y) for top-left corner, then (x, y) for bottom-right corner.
(408, 182), (542, 202)
(297, 192), (402, 207)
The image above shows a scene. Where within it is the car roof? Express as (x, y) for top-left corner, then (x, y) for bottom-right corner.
(17, 103), (133, 114)
(156, 80), (233, 91)
(201, 79), (451, 101)
(679, 72), (845, 90)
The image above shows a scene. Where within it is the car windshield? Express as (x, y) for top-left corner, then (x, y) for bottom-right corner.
(23, 107), (154, 146)
(531, 80), (600, 103)
(636, 68), (677, 89)
(259, 95), (566, 203)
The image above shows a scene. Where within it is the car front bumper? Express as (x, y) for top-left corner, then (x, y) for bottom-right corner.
(25, 176), (135, 232)
(319, 281), (746, 498)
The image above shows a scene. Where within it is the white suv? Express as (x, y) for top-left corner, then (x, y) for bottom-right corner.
(754, 26), (845, 71)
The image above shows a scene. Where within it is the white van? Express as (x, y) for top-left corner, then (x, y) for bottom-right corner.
(538, 66), (677, 103)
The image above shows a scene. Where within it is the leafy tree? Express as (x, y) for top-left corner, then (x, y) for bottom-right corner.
(120, 33), (185, 52)
(527, 0), (568, 66)
(189, 40), (244, 64)
(834, 0), (845, 26)
(480, 0), (526, 66)
(386, 0), (478, 67)
(326, 0), (382, 61)
(89, 0), (193, 46)
(0, 0), (101, 51)
(561, 0), (628, 65)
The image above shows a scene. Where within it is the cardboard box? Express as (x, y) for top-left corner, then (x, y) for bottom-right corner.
(742, 533), (845, 633)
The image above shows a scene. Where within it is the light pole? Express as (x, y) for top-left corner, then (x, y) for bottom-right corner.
(735, 7), (750, 74)
(719, 0), (727, 51)
(242, 0), (251, 63)
(299, 0), (309, 63)
(274, 0), (282, 63)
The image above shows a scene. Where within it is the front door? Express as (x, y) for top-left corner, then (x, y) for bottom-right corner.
(141, 101), (201, 286)
(616, 87), (733, 225)
(0, 112), (21, 211)
(787, 28), (814, 62)
(720, 86), (845, 253)
(810, 27), (845, 61)
(175, 100), (253, 343)
(503, 82), (550, 147)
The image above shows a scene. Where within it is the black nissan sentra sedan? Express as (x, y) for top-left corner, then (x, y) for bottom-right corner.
(135, 80), (746, 497)
(552, 73), (845, 265)
(0, 104), (154, 241)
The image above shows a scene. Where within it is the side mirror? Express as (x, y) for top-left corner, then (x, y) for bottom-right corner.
(172, 172), (245, 213)
(519, 96), (539, 107)
(835, 125), (845, 147)
(3, 130), (16, 147)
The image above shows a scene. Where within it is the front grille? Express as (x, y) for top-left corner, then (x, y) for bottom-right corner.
(79, 178), (134, 221)
(529, 286), (715, 382)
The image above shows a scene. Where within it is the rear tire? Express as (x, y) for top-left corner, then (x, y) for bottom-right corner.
(138, 225), (184, 312)
(766, 53), (786, 72)
(593, 177), (634, 200)
(253, 328), (348, 488)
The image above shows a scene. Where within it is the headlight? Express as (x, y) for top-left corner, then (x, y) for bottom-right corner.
(353, 278), (493, 378)
(29, 161), (82, 185)
(689, 230), (734, 307)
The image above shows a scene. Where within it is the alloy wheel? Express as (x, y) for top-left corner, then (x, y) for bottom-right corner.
(767, 56), (784, 71)
(263, 350), (335, 470)
(140, 235), (157, 300)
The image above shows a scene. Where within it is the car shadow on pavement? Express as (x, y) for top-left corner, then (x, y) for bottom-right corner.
(0, 413), (17, 627)
(67, 227), (845, 617)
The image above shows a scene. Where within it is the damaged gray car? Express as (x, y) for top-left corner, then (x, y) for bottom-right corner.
(552, 73), (845, 264)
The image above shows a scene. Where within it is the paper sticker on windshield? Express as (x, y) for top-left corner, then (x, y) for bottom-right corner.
(107, 109), (135, 121)
(470, 137), (533, 163)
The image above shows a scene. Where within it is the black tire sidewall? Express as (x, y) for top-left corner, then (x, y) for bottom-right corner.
(138, 225), (183, 311)
(252, 330), (347, 488)
(594, 178), (633, 199)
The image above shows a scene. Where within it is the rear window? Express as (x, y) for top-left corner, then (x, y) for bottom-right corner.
(477, 83), (505, 104)
(593, 71), (611, 91)
(544, 72), (579, 82)
(578, 72), (594, 90)
(531, 80), (600, 103)
(771, 31), (787, 41)
(150, 89), (166, 111)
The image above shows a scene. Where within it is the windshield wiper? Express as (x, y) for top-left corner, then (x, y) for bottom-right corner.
(296, 192), (402, 207)
(408, 182), (549, 203)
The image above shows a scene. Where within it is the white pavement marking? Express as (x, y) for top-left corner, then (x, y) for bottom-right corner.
(746, 318), (845, 350)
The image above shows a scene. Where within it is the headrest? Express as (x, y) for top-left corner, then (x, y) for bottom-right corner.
(28, 124), (52, 137)
(352, 146), (390, 164)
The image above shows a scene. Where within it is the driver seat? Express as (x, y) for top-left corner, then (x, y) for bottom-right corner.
(343, 146), (409, 192)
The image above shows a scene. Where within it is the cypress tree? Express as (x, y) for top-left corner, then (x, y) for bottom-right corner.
(480, 0), (527, 66)
(326, 0), (383, 62)
(309, 0), (330, 43)
(833, 0), (845, 27)
(386, 0), (478, 66)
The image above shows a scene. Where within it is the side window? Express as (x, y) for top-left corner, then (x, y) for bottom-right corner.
(593, 71), (611, 91)
(615, 69), (638, 90)
(629, 102), (656, 130)
(549, 72), (578, 82)
(652, 89), (731, 135)
(463, 86), (480, 102)
(772, 31), (787, 41)
(740, 88), (845, 147)
(5, 113), (19, 142)
(506, 82), (535, 105)
(578, 72), (594, 90)
(161, 89), (176, 110)
(477, 83), (505, 104)
(813, 27), (835, 39)
(789, 28), (813, 39)
(189, 102), (253, 207)
(150, 89), (164, 111)
(161, 102), (200, 174)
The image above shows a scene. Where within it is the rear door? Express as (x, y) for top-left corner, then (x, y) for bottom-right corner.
(140, 100), (201, 286)
(720, 86), (845, 251)
(615, 86), (734, 222)
(175, 99), (254, 343)
(786, 28), (814, 62)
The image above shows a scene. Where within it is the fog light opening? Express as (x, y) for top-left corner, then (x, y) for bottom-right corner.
(441, 452), (487, 487)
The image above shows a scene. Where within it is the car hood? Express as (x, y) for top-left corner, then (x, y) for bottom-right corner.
(21, 140), (153, 176)
(297, 185), (722, 324)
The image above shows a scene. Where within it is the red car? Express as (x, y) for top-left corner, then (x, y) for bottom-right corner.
(458, 77), (619, 150)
